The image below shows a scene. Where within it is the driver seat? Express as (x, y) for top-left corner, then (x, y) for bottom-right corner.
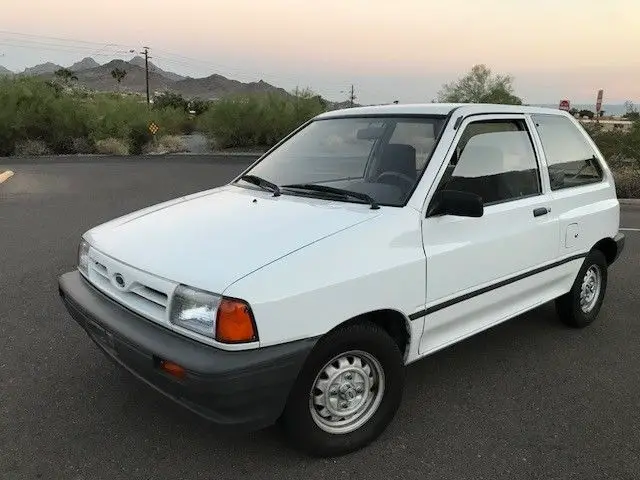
(376, 144), (417, 181)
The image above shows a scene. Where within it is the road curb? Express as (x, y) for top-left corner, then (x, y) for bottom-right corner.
(619, 199), (640, 205)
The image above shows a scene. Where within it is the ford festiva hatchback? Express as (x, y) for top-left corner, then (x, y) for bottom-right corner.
(59, 103), (624, 457)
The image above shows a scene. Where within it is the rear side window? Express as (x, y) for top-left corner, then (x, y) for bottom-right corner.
(531, 114), (603, 190)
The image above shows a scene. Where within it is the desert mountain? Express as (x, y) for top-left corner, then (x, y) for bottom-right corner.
(37, 59), (175, 92)
(129, 56), (184, 82)
(16, 56), (305, 100)
(69, 57), (100, 71)
(173, 74), (289, 98)
(23, 62), (62, 76)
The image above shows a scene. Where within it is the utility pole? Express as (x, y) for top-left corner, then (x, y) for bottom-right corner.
(340, 85), (357, 108)
(140, 46), (151, 104)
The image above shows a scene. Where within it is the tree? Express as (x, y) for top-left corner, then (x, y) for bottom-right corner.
(54, 68), (78, 87)
(110, 68), (127, 90)
(569, 107), (579, 117)
(579, 109), (595, 119)
(153, 91), (187, 110)
(623, 100), (640, 121)
(437, 64), (523, 105)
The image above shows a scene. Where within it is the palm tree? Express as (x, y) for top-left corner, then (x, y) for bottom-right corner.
(111, 68), (127, 91)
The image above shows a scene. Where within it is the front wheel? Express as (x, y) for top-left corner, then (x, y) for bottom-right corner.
(556, 249), (608, 328)
(281, 322), (404, 457)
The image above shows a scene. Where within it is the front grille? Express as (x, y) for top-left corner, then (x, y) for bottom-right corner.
(85, 247), (176, 325)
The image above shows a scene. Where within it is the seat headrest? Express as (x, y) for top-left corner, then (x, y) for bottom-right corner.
(379, 144), (417, 178)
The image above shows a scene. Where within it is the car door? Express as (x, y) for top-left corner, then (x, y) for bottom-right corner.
(418, 114), (560, 355)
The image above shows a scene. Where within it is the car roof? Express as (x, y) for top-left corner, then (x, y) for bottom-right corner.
(315, 103), (572, 119)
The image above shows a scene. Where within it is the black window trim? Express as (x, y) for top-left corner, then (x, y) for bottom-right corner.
(530, 113), (605, 191)
(231, 110), (458, 209)
(433, 115), (544, 208)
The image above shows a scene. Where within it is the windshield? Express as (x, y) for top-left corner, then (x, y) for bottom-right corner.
(237, 115), (447, 207)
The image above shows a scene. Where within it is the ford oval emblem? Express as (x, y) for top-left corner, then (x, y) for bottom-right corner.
(114, 273), (126, 288)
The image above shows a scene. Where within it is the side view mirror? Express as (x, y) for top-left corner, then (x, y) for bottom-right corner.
(427, 190), (484, 218)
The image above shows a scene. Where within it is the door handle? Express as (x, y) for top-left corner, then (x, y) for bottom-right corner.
(533, 207), (550, 217)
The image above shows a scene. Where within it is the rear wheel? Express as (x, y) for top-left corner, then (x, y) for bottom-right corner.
(556, 249), (608, 328)
(282, 322), (404, 457)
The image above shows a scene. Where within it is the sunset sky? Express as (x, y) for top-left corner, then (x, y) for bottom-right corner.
(2, 0), (639, 104)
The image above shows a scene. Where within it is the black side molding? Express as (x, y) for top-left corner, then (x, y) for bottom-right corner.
(409, 252), (588, 321)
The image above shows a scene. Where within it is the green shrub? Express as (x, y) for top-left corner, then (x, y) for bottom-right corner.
(0, 77), (194, 156)
(612, 165), (640, 198)
(0, 77), (92, 155)
(13, 139), (52, 156)
(153, 91), (188, 111)
(127, 122), (153, 155)
(199, 91), (326, 148)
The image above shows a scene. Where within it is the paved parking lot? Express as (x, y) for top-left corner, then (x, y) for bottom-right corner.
(1, 156), (640, 480)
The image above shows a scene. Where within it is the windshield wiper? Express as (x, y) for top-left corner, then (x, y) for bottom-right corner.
(238, 174), (281, 196)
(282, 183), (380, 210)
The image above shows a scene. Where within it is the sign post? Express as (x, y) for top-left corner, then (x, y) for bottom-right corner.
(559, 99), (571, 112)
(149, 122), (159, 149)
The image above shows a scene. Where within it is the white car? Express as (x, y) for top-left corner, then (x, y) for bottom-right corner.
(59, 103), (625, 457)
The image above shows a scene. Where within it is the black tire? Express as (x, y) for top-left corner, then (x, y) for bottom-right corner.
(281, 322), (404, 457)
(555, 249), (608, 328)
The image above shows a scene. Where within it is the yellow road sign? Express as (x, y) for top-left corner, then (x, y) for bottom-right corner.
(149, 122), (159, 135)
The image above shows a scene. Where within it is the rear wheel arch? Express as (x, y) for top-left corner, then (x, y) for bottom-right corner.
(592, 237), (617, 265)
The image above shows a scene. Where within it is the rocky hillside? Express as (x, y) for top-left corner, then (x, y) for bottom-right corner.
(69, 57), (100, 72)
(173, 75), (289, 98)
(22, 62), (62, 76)
(129, 56), (185, 82)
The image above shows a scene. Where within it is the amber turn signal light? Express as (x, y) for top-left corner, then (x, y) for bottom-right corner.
(159, 359), (186, 379)
(215, 298), (258, 343)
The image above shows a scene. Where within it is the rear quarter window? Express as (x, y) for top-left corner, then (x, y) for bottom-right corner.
(531, 114), (603, 190)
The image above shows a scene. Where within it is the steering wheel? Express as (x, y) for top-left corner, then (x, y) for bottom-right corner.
(375, 171), (415, 190)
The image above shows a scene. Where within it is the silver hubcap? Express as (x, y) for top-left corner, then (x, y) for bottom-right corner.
(309, 350), (385, 434)
(580, 265), (602, 313)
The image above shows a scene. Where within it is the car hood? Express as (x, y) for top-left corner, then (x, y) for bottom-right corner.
(85, 185), (381, 293)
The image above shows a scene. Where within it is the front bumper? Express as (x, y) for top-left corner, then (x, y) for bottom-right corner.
(58, 271), (317, 431)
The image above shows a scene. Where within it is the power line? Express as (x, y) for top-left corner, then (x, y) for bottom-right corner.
(0, 30), (132, 49)
(0, 37), (128, 56)
(0, 41), (132, 58)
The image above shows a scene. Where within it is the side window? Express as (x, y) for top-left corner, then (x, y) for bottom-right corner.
(531, 114), (603, 190)
(439, 119), (541, 205)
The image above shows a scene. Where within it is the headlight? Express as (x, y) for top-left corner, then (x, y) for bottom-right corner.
(170, 285), (221, 338)
(78, 239), (90, 277)
(169, 284), (257, 343)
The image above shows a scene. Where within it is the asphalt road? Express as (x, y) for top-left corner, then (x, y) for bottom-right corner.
(1, 156), (640, 480)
